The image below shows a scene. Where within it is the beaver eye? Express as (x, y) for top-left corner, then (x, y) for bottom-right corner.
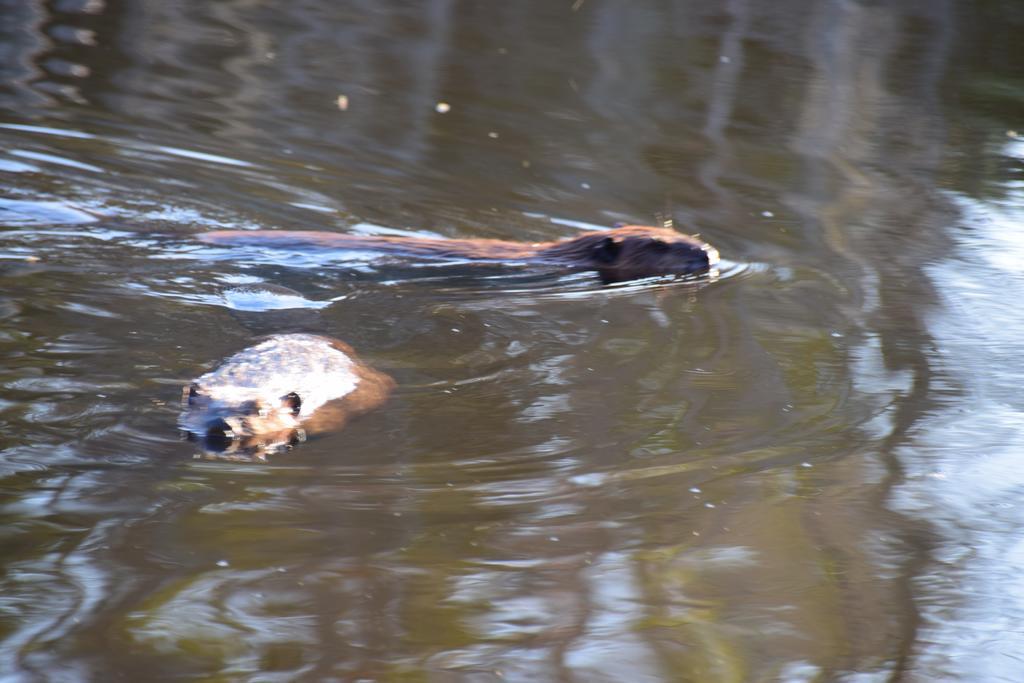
(241, 401), (265, 417)
(282, 392), (302, 416)
(593, 237), (621, 264)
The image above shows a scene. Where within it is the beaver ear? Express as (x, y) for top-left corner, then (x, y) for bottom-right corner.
(183, 383), (201, 406)
(594, 236), (621, 264)
(282, 392), (302, 416)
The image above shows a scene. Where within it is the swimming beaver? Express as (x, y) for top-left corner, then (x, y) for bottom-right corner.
(199, 225), (719, 283)
(179, 333), (393, 457)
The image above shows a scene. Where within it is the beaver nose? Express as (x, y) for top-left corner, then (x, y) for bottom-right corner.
(204, 418), (236, 452)
(206, 418), (233, 439)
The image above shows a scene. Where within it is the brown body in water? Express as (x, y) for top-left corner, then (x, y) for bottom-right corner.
(199, 225), (719, 283)
(179, 333), (393, 458)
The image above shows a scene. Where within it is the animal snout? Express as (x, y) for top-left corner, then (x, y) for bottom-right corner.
(204, 418), (238, 451)
(702, 244), (720, 266)
(206, 417), (234, 438)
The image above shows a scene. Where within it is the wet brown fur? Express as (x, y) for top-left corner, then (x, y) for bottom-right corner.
(182, 335), (393, 458)
(299, 338), (394, 436)
(199, 225), (717, 283)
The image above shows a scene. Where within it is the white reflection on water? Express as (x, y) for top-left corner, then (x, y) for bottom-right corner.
(9, 149), (104, 173)
(221, 285), (333, 312)
(0, 197), (97, 226)
(0, 123), (96, 139)
(152, 145), (253, 168)
(893, 185), (1024, 680)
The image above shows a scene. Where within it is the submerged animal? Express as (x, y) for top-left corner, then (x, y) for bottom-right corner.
(179, 333), (393, 457)
(199, 225), (719, 283)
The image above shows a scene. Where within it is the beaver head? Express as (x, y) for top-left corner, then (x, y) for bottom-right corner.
(178, 334), (362, 456)
(542, 226), (719, 283)
(180, 383), (307, 455)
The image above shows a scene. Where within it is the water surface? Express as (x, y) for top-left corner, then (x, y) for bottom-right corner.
(1, 1), (1023, 680)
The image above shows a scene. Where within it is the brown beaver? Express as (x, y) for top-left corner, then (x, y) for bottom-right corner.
(179, 333), (393, 458)
(198, 225), (719, 283)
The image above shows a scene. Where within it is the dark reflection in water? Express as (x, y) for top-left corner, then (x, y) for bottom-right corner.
(1, 0), (1024, 680)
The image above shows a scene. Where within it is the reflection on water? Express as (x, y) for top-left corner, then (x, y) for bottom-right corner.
(1, 0), (1024, 680)
(891, 185), (1024, 681)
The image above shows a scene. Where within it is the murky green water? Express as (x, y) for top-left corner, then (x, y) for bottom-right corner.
(2, 1), (1024, 680)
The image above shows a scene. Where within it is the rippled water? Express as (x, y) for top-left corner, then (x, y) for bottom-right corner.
(2, 1), (1024, 680)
